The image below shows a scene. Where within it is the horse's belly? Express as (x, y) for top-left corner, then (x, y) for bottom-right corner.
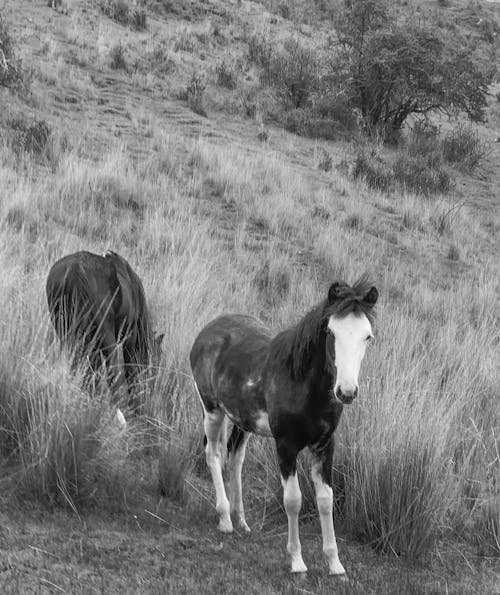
(219, 378), (272, 437)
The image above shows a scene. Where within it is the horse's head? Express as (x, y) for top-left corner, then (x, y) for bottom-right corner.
(326, 280), (378, 404)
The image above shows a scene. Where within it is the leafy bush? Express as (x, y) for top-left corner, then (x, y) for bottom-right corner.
(441, 124), (488, 170)
(331, 0), (492, 133)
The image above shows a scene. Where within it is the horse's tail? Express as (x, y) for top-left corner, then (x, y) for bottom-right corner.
(46, 258), (97, 358)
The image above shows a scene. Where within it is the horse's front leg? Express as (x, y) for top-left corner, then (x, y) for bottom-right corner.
(277, 439), (307, 573)
(310, 439), (346, 576)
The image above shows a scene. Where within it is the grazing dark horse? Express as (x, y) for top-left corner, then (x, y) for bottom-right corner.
(46, 250), (161, 421)
(190, 279), (378, 576)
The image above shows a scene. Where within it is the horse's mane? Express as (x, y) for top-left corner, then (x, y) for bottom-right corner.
(270, 301), (327, 382)
(269, 277), (376, 382)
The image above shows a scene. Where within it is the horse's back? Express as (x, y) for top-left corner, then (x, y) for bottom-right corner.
(190, 314), (272, 426)
(47, 252), (115, 318)
(190, 314), (270, 371)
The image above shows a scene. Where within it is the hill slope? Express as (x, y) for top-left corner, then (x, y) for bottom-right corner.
(0, 0), (499, 593)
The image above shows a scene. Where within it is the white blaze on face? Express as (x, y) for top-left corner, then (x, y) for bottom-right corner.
(327, 312), (373, 401)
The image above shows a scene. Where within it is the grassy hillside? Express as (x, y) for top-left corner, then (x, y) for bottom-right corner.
(0, 0), (499, 593)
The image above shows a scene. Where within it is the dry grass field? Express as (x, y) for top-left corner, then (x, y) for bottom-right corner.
(0, 0), (499, 593)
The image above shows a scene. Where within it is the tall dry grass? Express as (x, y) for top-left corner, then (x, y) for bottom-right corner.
(0, 124), (498, 560)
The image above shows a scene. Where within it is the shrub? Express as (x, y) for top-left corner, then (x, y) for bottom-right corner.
(331, 0), (492, 133)
(277, 4), (290, 19)
(173, 31), (197, 53)
(0, 12), (24, 89)
(262, 38), (319, 108)
(186, 72), (207, 117)
(134, 43), (176, 75)
(406, 120), (443, 167)
(247, 32), (273, 73)
(215, 59), (237, 90)
(314, 95), (360, 131)
(441, 124), (488, 170)
(281, 108), (341, 140)
(317, 147), (332, 172)
(393, 153), (451, 195)
(9, 118), (57, 162)
(239, 89), (257, 119)
(110, 43), (127, 71)
(97, 0), (147, 31)
(352, 150), (394, 192)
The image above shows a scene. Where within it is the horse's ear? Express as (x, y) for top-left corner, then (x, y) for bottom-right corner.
(328, 282), (342, 304)
(363, 286), (378, 306)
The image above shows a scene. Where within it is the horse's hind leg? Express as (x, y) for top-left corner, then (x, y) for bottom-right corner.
(204, 408), (233, 533)
(227, 425), (251, 532)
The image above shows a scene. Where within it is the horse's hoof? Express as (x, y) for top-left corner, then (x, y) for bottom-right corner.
(217, 519), (234, 533)
(329, 560), (346, 576)
(237, 521), (251, 533)
(290, 560), (308, 573)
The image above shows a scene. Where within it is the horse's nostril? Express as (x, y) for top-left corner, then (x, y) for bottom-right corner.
(335, 386), (358, 404)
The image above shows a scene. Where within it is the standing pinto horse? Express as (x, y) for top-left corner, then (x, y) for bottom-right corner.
(190, 279), (378, 576)
(46, 250), (160, 418)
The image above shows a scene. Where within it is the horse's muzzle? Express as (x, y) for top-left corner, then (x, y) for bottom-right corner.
(334, 386), (358, 405)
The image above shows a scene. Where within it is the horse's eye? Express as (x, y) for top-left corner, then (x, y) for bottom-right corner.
(366, 335), (374, 342)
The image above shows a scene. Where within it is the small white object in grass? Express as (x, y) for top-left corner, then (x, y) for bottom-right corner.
(116, 408), (127, 430)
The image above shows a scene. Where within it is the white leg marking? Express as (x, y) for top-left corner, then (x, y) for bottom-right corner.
(282, 473), (307, 573)
(311, 460), (345, 575)
(204, 410), (233, 533)
(228, 432), (251, 532)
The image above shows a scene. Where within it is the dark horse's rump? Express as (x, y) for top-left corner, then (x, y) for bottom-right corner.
(46, 250), (156, 411)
